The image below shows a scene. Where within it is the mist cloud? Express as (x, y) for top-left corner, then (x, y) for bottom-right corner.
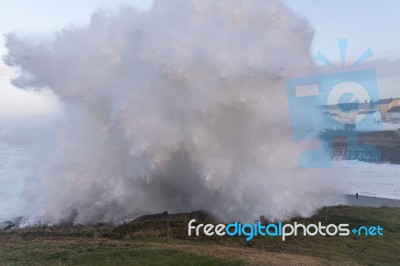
(4, 0), (346, 225)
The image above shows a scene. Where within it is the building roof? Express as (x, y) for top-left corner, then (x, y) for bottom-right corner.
(358, 110), (379, 115)
(376, 99), (393, 104)
(387, 106), (400, 113)
(323, 102), (370, 110)
(321, 98), (399, 109)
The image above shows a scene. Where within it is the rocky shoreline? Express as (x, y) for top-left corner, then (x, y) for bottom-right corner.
(327, 130), (400, 164)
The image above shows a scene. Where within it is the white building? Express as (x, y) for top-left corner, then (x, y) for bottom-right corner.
(386, 106), (400, 123)
(355, 110), (382, 131)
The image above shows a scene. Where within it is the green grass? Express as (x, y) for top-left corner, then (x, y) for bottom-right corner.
(1, 206), (399, 265)
(243, 206), (400, 265)
(0, 242), (244, 266)
(69, 249), (244, 266)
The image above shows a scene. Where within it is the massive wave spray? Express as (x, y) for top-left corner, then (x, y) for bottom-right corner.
(4, 0), (346, 225)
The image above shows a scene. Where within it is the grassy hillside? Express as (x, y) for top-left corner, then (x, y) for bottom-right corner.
(0, 206), (399, 265)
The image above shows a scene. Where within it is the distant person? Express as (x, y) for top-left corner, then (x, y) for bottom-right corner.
(356, 193), (359, 199)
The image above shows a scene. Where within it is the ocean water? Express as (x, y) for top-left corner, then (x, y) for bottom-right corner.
(0, 143), (399, 221)
(334, 160), (400, 200)
(0, 143), (27, 221)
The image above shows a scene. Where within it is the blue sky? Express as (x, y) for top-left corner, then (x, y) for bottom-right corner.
(284, 0), (400, 61)
(0, 0), (153, 56)
(0, 0), (399, 114)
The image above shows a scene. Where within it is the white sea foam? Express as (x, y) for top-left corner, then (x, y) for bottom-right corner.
(1, 0), (349, 224)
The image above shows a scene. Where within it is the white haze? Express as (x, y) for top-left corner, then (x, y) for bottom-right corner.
(2, 0), (347, 225)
